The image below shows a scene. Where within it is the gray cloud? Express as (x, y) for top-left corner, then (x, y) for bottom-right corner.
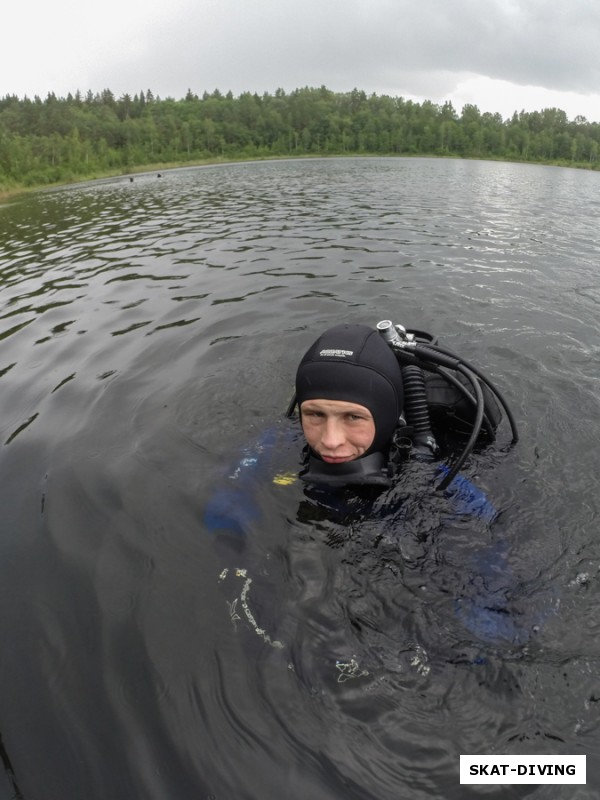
(97, 0), (600, 100)
(4, 0), (599, 119)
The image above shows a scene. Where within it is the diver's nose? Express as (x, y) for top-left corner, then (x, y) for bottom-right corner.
(321, 417), (345, 450)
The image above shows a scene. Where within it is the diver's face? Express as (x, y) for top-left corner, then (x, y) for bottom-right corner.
(300, 399), (376, 463)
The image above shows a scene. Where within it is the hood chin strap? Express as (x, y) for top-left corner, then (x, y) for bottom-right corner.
(299, 450), (392, 488)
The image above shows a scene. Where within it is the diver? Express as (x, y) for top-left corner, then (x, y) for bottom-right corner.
(204, 318), (519, 544)
(287, 320), (519, 534)
(204, 319), (533, 655)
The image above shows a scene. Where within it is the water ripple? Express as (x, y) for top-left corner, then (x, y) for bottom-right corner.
(1, 157), (600, 799)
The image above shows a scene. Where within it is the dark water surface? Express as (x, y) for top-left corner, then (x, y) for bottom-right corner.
(1, 158), (600, 799)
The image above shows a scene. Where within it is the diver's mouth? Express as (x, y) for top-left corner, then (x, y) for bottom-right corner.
(320, 455), (355, 464)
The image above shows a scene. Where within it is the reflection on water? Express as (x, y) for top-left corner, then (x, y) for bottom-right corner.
(1, 158), (600, 799)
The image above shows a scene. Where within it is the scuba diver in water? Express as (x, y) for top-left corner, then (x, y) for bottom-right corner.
(204, 319), (534, 654)
(205, 317), (520, 541)
(290, 320), (517, 498)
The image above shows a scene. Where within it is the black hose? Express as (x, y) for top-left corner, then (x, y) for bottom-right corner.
(401, 364), (438, 457)
(437, 364), (484, 491)
(412, 342), (519, 443)
(434, 365), (496, 440)
(389, 346), (486, 487)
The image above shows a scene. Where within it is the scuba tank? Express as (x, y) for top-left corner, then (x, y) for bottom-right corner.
(376, 320), (518, 490)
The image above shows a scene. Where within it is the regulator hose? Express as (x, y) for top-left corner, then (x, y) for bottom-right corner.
(433, 365), (497, 440)
(412, 342), (519, 444)
(377, 320), (517, 492)
(401, 364), (438, 458)
(391, 346), (486, 489)
(437, 363), (485, 490)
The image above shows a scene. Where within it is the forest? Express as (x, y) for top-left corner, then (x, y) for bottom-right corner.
(1, 85), (599, 192)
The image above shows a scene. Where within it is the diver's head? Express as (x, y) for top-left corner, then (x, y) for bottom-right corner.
(295, 323), (404, 461)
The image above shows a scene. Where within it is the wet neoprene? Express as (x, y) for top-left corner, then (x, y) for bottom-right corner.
(295, 323), (404, 458)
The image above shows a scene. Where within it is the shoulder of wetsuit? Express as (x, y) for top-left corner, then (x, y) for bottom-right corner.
(203, 420), (303, 539)
(222, 420), (303, 481)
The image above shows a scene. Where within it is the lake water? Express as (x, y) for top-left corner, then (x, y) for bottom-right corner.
(1, 157), (600, 799)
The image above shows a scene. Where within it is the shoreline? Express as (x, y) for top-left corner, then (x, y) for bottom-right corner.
(1, 154), (320, 203)
(1, 152), (598, 204)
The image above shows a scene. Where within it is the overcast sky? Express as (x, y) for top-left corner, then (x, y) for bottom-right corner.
(4, 0), (600, 122)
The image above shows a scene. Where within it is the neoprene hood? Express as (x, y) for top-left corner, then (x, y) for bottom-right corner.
(295, 323), (404, 457)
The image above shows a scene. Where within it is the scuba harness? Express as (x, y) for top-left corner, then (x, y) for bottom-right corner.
(287, 320), (518, 492)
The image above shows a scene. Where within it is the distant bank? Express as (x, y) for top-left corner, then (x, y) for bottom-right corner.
(1, 87), (598, 199)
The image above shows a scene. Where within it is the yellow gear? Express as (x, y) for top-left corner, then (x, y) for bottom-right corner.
(272, 472), (298, 486)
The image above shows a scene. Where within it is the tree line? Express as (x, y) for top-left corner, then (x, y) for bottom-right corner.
(1, 86), (599, 190)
